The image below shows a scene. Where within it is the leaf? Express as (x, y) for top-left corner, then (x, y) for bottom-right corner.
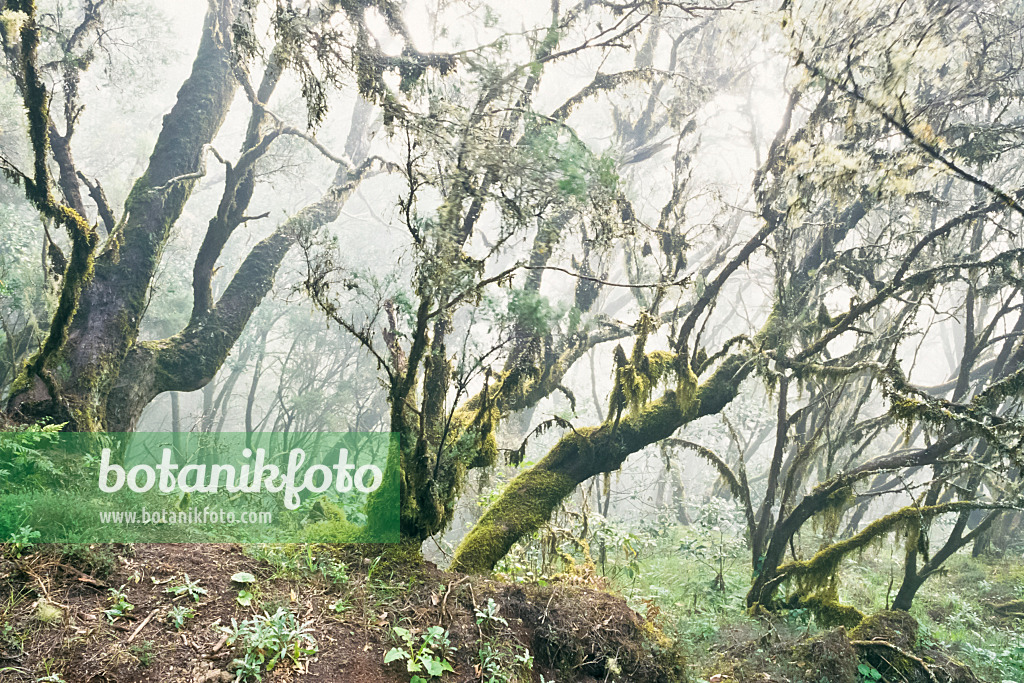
(858, 664), (871, 676)
(236, 590), (253, 607)
(411, 677), (428, 683)
(870, 669), (882, 681)
(383, 648), (406, 664)
(423, 657), (444, 677)
(231, 572), (256, 584)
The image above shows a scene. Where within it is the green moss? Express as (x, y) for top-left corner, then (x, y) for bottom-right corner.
(301, 517), (364, 543)
(451, 466), (577, 573)
(850, 610), (919, 650)
(795, 593), (865, 629)
(34, 601), (63, 625)
(811, 485), (855, 541)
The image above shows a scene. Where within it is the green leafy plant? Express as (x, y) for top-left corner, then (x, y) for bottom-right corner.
(961, 639), (1024, 682)
(225, 608), (317, 682)
(328, 596), (351, 614)
(165, 574), (207, 602)
(477, 641), (533, 683)
(857, 663), (882, 683)
(130, 640), (155, 667)
(8, 526), (39, 557)
(474, 598), (508, 631)
(384, 625), (456, 681)
(231, 571), (258, 607)
(103, 587), (134, 624)
(167, 605), (195, 630)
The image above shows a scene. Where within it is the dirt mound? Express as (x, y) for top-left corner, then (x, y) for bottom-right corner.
(0, 543), (685, 683)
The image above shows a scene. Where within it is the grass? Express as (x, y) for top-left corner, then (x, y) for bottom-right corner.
(594, 520), (1024, 682)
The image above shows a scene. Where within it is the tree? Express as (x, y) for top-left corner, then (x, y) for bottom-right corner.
(451, 0), (1024, 582)
(0, 0), (397, 431)
(299, 0), (753, 543)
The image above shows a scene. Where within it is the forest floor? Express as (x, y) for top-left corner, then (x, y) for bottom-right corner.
(0, 542), (684, 683)
(600, 523), (1024, 683)
(0, 538), (1018, 683)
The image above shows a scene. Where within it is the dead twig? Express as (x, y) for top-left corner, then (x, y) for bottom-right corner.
(440, 576), (468, 625)
(127, 607), (162, 643)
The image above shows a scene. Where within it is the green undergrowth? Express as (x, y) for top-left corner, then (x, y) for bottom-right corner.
(583, 519), (1023, 682)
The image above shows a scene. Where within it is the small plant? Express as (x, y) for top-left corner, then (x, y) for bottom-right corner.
(231, 571), (258, 607)
(225, 608), (317, 682)
(9, 526), (40, 557)
(328, 596), (351, 614)
(130, 640), (155, 667)
(475, 598), (508, 631)
(103, 587), (134, 623)
(384, 625), (456, 681)
(165, 574), (208, 602)
(167, 605), (195, 630)
(857, 663), (882, 683)
(35, 675), (66, 683)
(477, 641), (533, 683)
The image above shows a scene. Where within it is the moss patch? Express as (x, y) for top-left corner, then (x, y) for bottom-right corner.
(849, 609), (919, 650)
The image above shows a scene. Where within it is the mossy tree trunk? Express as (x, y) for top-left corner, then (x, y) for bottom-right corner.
(7, 1), (239, 430)
(450, 354), (749, 573)
(3, 2), (372, 431)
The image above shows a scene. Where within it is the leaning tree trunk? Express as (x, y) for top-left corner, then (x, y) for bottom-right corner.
(450, 354), (748, 573)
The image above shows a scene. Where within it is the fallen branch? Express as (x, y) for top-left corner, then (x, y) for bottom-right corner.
(127, 607), (162, 643)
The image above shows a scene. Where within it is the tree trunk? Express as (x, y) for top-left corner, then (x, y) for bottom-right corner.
(451, 354), (748, 573)
(7, 1), (238, 430)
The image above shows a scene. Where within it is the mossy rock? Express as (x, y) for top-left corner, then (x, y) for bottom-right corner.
(795, 628), (858, 683)
(34, 600), (63, 625)
(849, 609), (918, 651)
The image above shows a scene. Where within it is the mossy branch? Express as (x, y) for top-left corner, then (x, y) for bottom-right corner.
(451, 352), (752, 572)
(3, 0), (98, 424)
(775, 500), (1015, 596)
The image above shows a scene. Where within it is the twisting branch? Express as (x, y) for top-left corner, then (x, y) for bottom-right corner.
(76, 172), (116, 233)
(797, 54), (1024, 218)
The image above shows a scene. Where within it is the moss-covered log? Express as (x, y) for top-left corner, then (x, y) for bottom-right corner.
(450, 353), (750, 573)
